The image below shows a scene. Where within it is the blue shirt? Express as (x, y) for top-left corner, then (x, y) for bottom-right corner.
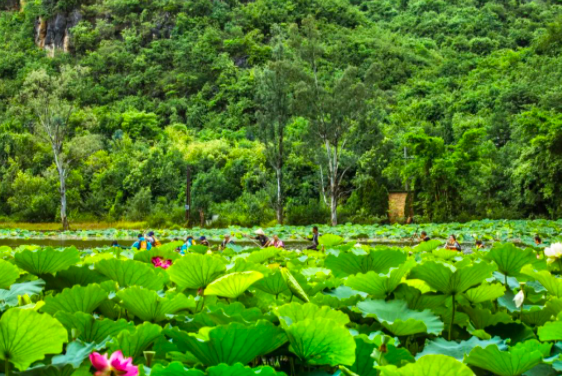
(132, 237), (152, 250)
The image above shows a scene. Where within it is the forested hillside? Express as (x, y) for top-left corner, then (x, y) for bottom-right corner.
(1, 0), (562, 227)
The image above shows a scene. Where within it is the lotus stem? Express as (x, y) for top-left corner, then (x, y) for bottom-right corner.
(504, 274), (508, 289)
(449, 294), (456, 341)
(5, 360), (10, 376)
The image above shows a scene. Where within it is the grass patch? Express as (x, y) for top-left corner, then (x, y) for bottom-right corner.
(0, 221), (148, 231)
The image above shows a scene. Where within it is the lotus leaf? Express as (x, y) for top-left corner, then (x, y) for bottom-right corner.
(117, 286), (195, 322)
(15, 247), (80, 275)
(0, 308), (68, 371)
(285, 318), (356, 366)
(357, 299), (444, 336)
(204, 271), (264, 298)
(168, 253), (226, 290)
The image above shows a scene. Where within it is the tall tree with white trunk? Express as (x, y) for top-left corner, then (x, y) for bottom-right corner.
(291, 17), (367, 226)
(255, 25), (296, 224)
(22, 66), (101, 230)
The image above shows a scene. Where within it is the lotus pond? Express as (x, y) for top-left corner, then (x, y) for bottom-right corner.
(1, 234), (562, 376)
(2, 219), (562, 246)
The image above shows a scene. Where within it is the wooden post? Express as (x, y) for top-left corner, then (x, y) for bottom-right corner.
(185, 166), (191, 227)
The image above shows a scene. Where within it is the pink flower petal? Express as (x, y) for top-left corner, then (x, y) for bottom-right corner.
(151, 256), (162, 267)
(122, 364), (140, 376)
(89, 352), (109, 371)
(161, 259), (172, 269)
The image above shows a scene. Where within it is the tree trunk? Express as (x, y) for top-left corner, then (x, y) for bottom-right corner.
(58, 169), (69, 230)
(330, 174), (337, 226)
(276, 167), (284, 224)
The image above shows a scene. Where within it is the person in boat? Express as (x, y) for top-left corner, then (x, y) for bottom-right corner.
(307, 226), (320, 250)
(132, 233), (152, 251)
(419, 231), (431, 242)
(220, 233), (235, 250)
(445, 234), (461, 251)
(475, 240), (484, 249)
(268, 234), (285, 248)
(253, 229), (269, 247)
(146, 231), (161, 247)
(535, 235), (542, 246)
(180, 235), (195, 255)
(199, 236), (210, 247)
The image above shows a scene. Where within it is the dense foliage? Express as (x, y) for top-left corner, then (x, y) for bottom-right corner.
(1, 237), (562, 375)
(2, 0), (562, 226)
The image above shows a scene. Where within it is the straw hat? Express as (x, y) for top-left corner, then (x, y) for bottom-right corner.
(255, 229), (266, 236)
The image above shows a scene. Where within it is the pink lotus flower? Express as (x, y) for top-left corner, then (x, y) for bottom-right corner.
(89, 350), (138, 376)
(151, 256), (172, 269)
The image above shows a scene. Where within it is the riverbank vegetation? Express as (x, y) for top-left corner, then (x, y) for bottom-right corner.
(1, 0), (562, 228)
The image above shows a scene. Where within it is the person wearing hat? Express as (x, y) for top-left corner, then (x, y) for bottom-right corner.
(180, 235), (195, 255)
(252, 229), (269, 247)
(199, 236), (210, 247)
(220, 233), (235, 250)
(146, 231), (161, 247)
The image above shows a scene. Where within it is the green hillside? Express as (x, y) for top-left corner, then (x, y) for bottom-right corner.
(1, 0), (562, 227)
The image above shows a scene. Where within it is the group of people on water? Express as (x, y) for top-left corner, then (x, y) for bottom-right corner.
(124, 226), (543, 254)
(127, 226), (321, 253)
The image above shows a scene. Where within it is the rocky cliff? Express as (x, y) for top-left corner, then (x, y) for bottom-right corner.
(35, 10), (82, 57)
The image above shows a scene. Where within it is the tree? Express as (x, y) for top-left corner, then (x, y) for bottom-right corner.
(22, 66), (101, 230)
(292, 17), (367, 225)
(255, 25), (295, 224)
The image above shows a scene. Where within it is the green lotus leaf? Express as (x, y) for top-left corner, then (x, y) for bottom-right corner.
(465, 340), (551, 376)
(409, 261), (495, 295)
(319, 234), (345, 247)
(253, 268), (289, 296)
(134, 245), (182, 263)
(345, 260), (415, 298)
(15, 247), (80, 275)
(203, 302), (265, 326)
(431, 249), (460, 261)
(285, 318), (356, 366)
(0, 259), (19, 289)
(41, 283), (108, 315)
(95, 258), (167, 290)
(464, 282), (506, 304)
(117, 286), (195, 322)
(274, 302), (350, 327)
(51, 340), (96, 368)
(281, 267), (309, 302)
(378, 355), (474, 376)
(107, 322), (162, 359)
(204, 271), (264, 299)
(394, 285), (447, 310)
(300, 267), (332, 277)
(347, 335), (378, 376)
(207, 363), (288, 376)
(0, 308), (68, 371)
(43, 265), (108, 290)
(55, 311), (134, 344)
(522, 305), (554, 326)
(150, 362), (205, 376)
(0, 279), (45, 310)
(486, 243), (536, 278)
(357, 299), (444, 336)
(168, 253), (226, 290)
(538, 321), (562, 341)
(463, 306), (513, 329)
(416, 336), (507, 361)
(413, 239), (443, 253)
(521, 267), (562, 298)
(325, 249), (407, 278)
(246, 247), (278, 264)
(166, 320), (287, 366)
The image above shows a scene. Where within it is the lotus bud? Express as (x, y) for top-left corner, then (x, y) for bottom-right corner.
(514, 289), (525, 308)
